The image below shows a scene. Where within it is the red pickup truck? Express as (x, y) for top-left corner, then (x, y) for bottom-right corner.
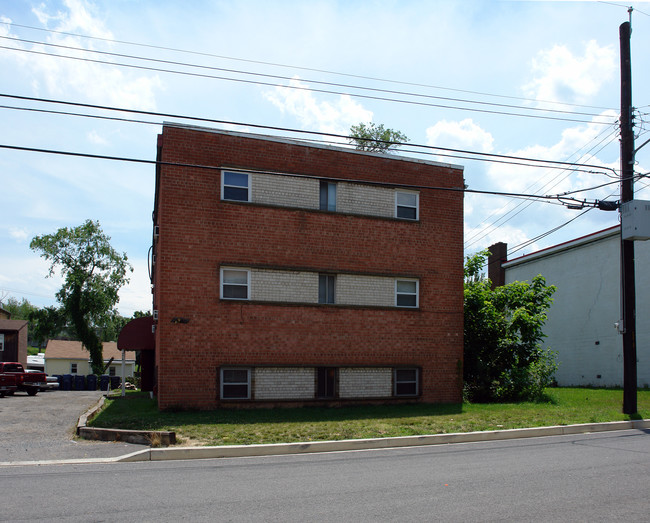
(0, 363), (47, 396)
(0, 372), (17, 397)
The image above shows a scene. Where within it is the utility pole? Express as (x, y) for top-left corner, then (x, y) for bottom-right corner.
(619, 21), (636, 414)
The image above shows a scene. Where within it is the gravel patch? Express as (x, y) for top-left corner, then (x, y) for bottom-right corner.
(0, 390), (145, 462)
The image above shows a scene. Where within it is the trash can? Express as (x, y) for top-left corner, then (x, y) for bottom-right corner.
(62, 374), (72, 391)
(86, 374), (97, 391)
(54, 375), (63, 388)
(110, 376), (121, 390)
(99, 374), (110, 391)
(73, 374), (85, 391)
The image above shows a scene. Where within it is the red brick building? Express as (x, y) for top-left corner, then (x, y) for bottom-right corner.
(151, 124), (464, 410)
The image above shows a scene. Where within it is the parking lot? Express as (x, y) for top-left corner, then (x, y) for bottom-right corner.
(0, 390), (144, 463)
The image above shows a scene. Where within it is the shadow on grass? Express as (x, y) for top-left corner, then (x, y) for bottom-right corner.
(93, 394), (464, 429)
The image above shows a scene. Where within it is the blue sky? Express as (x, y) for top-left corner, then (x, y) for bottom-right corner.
(1, 0), (649, 316)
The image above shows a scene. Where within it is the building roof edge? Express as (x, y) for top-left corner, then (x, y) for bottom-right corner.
(161, 122), (465, 171)
(503, 225), (620, 267)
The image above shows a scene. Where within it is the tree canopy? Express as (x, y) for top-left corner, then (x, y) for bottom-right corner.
(348, 122), (408, 153)
(463, 250), (557, 402)
(30, 220), (132, 374)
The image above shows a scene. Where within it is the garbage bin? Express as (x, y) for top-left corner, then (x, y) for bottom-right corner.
(86, 374), (97, 391)
(110, 376), (121, 390)
(54, 375), (63, 388)
(99, 374), (110, 391)
(73, 374), (85, 391)
(62, 374), (72, 391)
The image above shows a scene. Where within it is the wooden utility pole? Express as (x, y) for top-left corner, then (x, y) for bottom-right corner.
(619, 21), (637, 414)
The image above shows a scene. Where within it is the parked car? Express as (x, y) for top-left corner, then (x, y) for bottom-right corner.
(26, 370), (59, 391)
(0, 363), (47, 396)
(0, 373), (18, 397)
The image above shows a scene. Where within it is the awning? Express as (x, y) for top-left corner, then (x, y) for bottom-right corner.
(117, 316), (155, 351)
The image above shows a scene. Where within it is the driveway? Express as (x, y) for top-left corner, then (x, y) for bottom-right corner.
(0, 390), (144, 463)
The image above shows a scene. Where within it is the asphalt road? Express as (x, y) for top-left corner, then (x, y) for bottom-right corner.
(0, 389), (144, 462)
(2, 430), (649, 521)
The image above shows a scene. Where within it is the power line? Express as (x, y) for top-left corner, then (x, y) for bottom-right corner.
(0, 35), (614, 121)
(0, 142), (603, 208)
(507, 209), (593, 256)
(464, 127), (619, 249)
(0, 43), (618, 126)
(0, 93), (620, 177)
(1, 19), (615, 112)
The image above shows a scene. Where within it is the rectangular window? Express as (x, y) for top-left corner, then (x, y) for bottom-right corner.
(109, 367), (116, 377)
(318, 274), (336, 304)
(319, 181), (337, 211)
(221, 368), (251, 399)
(0, 333), (4, 352)
(394, 368), (419, 396)
(70, 363), (78, 374)
(395, 191), (419, 220)
(317, 367), (337, 398)
(396, 279), (418, 308)
(221, 268), (250, 300)
(222, 171), (251, 202)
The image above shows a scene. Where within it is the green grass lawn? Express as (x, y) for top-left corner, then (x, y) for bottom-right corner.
(88, 388), (650, 447)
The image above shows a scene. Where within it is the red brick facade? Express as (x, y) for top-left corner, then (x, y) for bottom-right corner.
(152, 124), (464, 409)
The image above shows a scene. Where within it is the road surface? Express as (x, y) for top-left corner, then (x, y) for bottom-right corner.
(2, 429), (649, 521)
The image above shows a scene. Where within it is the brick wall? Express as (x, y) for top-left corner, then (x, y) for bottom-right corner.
(153, 125), (464, 410)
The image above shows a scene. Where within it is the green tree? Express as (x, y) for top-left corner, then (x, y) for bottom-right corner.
(28, 306), (67, 347)
(1, 296), (38, 320)
(348, 122), (408, 153)
(463, 250), (557, 402)
(30, 220), (132, 374)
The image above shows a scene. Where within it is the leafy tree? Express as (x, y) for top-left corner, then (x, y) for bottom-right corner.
(348, 122), (408, 153)
(463, 250), (557, 402)
(30, 220), (132, 374)
(28, 306), (67, 347)
(1, 296), (38, 320)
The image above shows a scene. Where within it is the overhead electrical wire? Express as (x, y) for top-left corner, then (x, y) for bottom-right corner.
(0, 142), (617, 208)
(0, 19), (615, 112)
(0, 35), (614, 122)
(0, 93), (620, 178)
(0, 20), (630, 252)
(463, 127), (620, 249)
(465, 125), (619, 246)
(0, 42), (618, 126)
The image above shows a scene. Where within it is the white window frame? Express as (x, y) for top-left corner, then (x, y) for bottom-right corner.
(395, 190), (419, 220)
(394, 368), (419, 397)
(70, 363), (78, 374)
(395, 278), (419, 308)
(220, 267), (251, 300)
(220, 367), (251, 400)
(221, 170), (251, 202)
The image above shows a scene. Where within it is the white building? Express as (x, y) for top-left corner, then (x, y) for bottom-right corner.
(491, 226), (650, 387)
(44, 339), (136, 377)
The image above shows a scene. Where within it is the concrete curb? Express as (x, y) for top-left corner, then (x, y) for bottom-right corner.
(115, 418), (650, 463)
(76, 395), (176, 447)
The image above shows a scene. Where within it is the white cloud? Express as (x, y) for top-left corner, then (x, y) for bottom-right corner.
(264, 76), (373, 137)
(19, 0), (163, 110)
(87, 130), (108, 145)
(523, 40), (616, 106)
(8, 227), (29, 242)
(426, 118), (494, 154)
(464, 112), (620, 254)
